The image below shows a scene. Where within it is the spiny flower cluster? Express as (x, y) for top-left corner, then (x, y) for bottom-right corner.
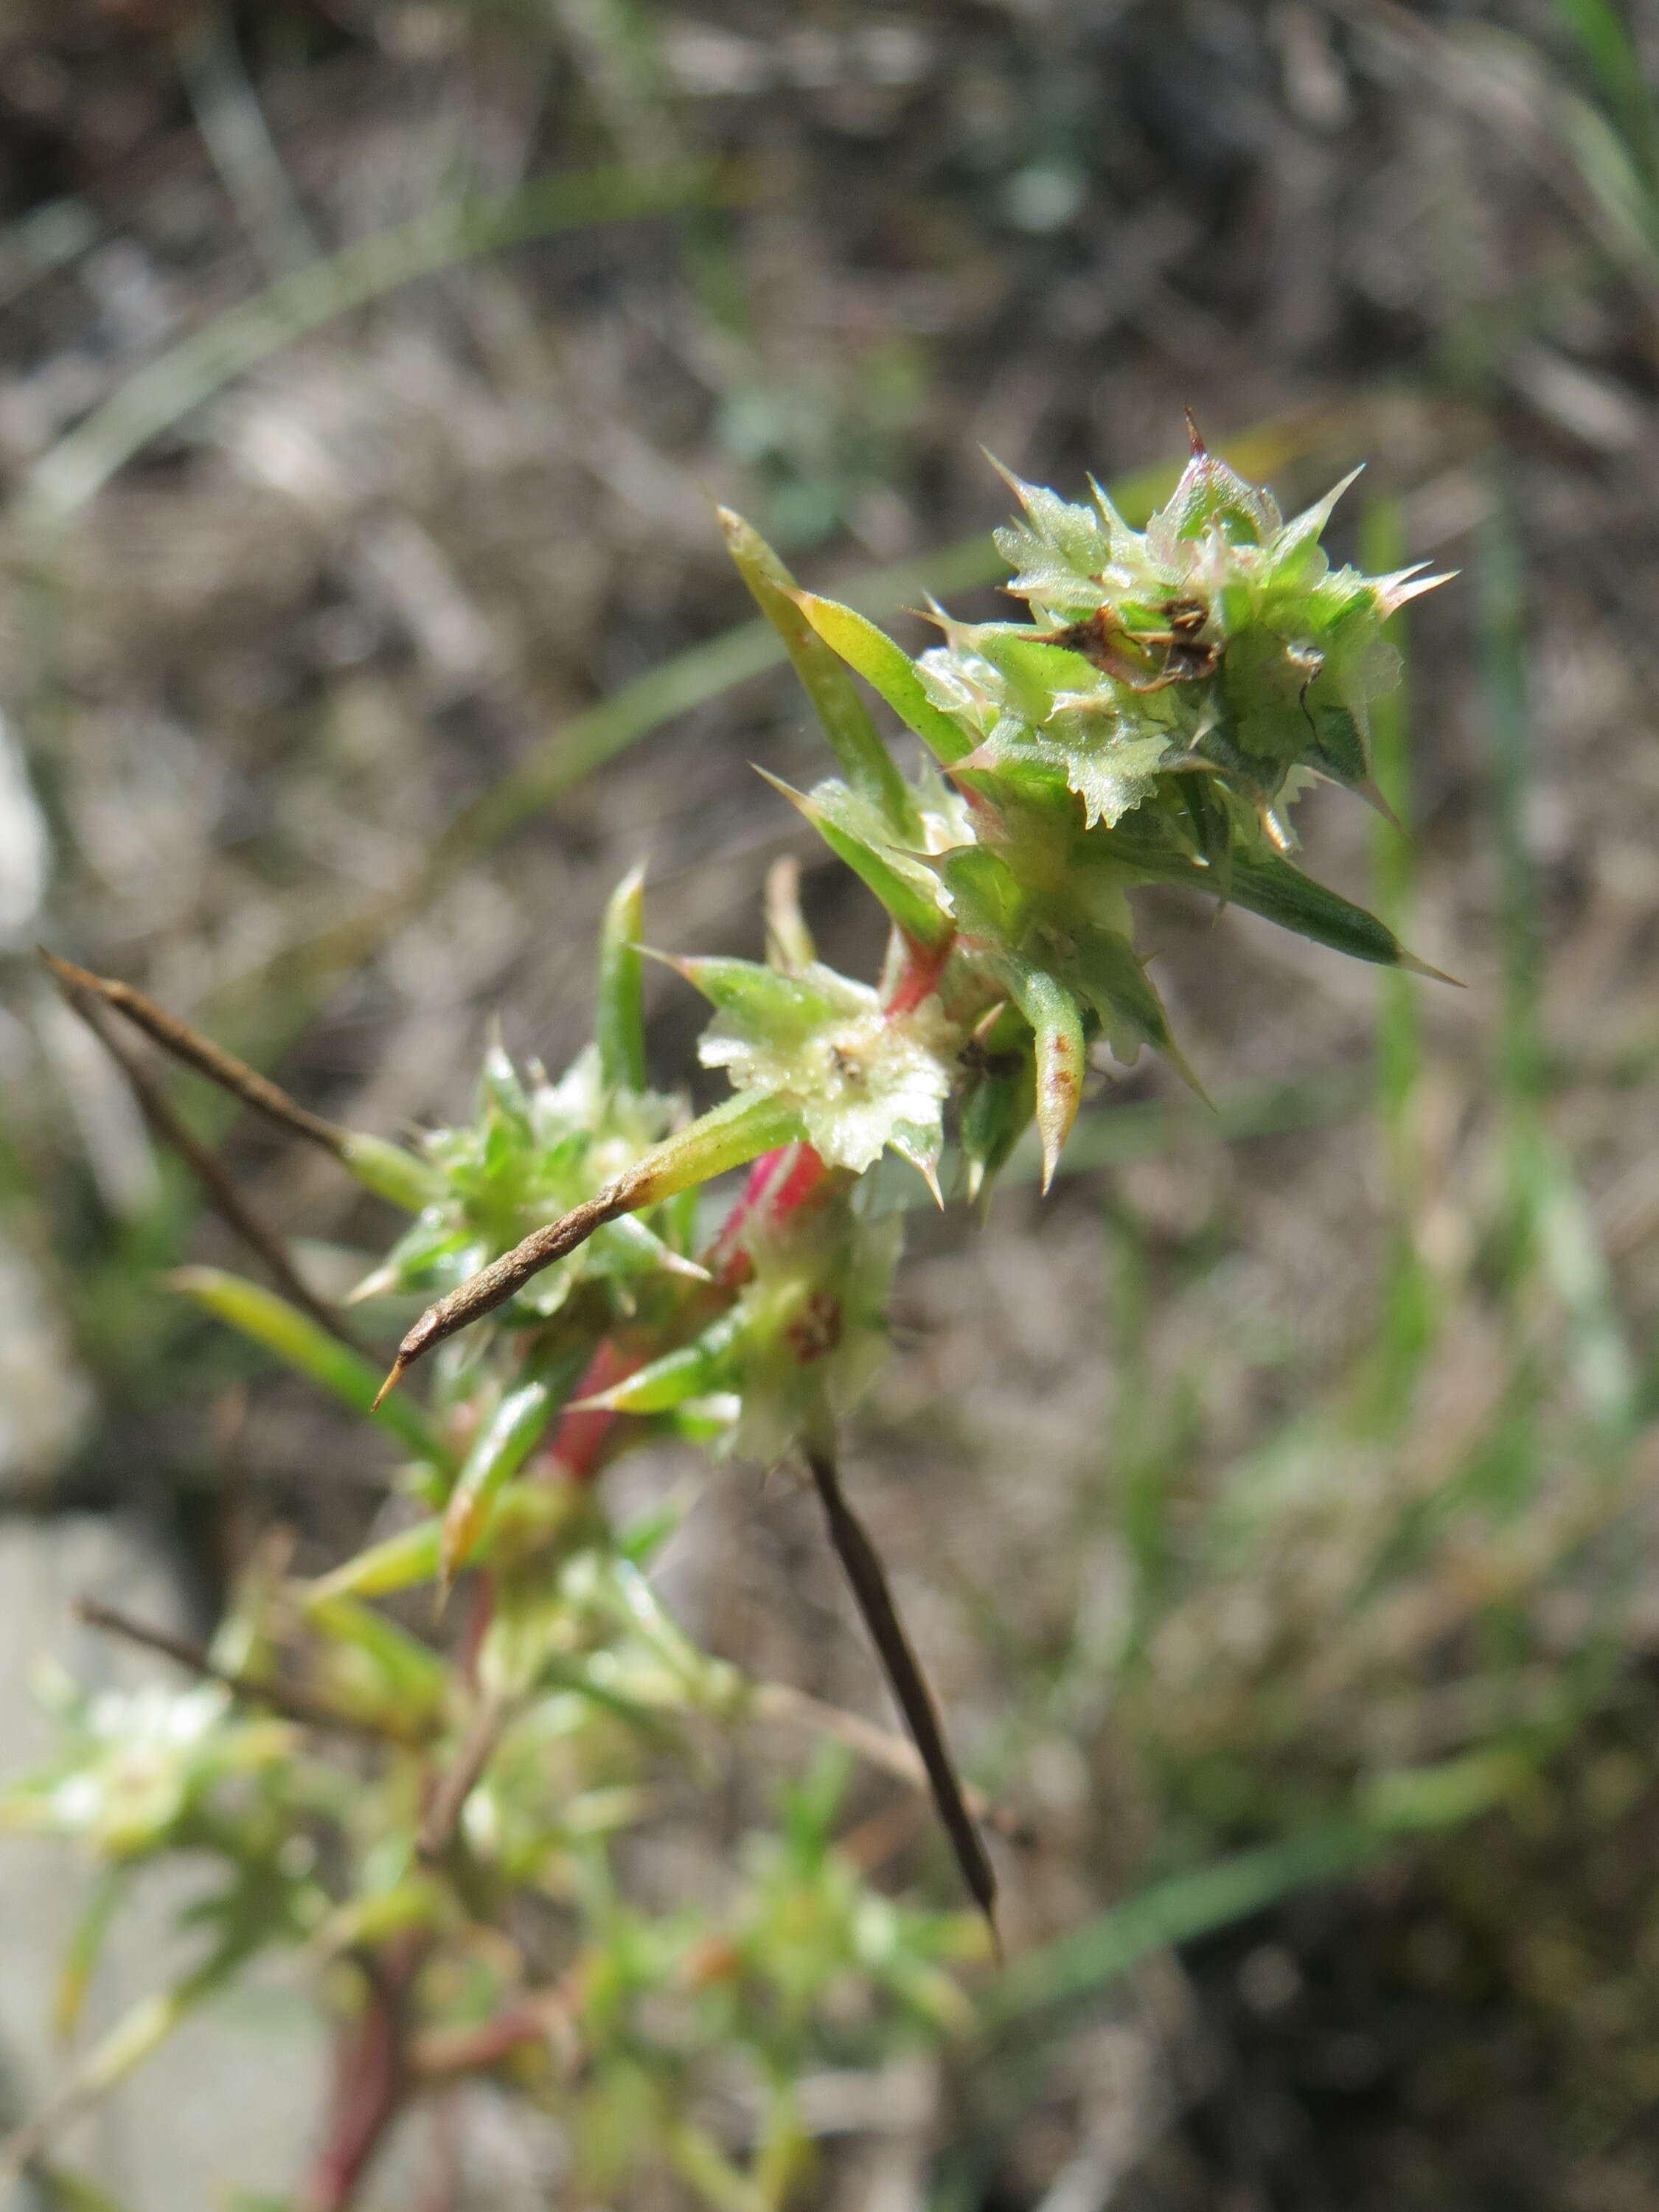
(368, 437), (1445, 1416)
(934, 441), (1440, 843)
(333, 870), (909, 1533)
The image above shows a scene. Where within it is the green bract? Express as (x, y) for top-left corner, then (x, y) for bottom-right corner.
(587, 1175), (904, 1463)
(959, 448), (1444, 844)
(358, 1040), (694, 1321)
(686, 956), (958, 1183)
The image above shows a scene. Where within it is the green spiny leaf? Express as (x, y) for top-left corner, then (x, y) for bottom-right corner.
(623, 1091), (808, 1211)
(959, 1054), (1034, 1205)
(305, 1593), (449, 1713)
(597, 865), (648, 1094)
(759, 771), (953, 951)
(578, 1310), (745, 1415)
(442, 1357), (584, 1584)
(1003, 962), (1086, 1191)
(1059, 924), (1203, 1093)
(1222, 851), (1448, 974)
(934, 846), (1031, 946)
(720, 509), (914, 830)
(339, 1132), (446, 1212)
(793, 594), (973, 766)
(669, 956), (844, 1043)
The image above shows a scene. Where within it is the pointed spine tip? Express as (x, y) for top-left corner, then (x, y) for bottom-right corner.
(1400, 953), (1463, 987)
(371, 1357), (406, 1411)
(659, 1248), (712, 1283)
(980, 448), (1027, 501)
(751, 763), (814, 814)
(1354, 776), (1405, 835)
(637, 944), (689, 978)
(1183, 406), (1208, 455)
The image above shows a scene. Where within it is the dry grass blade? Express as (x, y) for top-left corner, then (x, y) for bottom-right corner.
(20, 164), (731, 528)
(44, 959), (354, 1346)
(373, 1188), (626, 1405)
(40, 950), (349, 1156)
(73, 1599), (417, 1746)
(801, 1437), (998, 1941)
(754, 1680), (1032, 1843)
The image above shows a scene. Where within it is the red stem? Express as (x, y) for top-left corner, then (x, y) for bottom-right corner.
(534, 1144), (846, 1495)
(543, 1337), (649, 1483)
(883, 928), (956, 1019)
(296, 1946), (419, 2212)
(708, 1141), (834, 1286)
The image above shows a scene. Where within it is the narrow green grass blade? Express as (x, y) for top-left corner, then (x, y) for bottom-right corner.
(1477, 488), (1635, 1432)
(1363, 494), (1437, 1408)
(21, 164), (728, 528)
(1550, 0), (1659, 183)
(1363, 496), (1420, 1106)
(987, 1750), (1522, 2028)
(1478, 490), (1545, 1116)
(170, 1265), (451, 1467)
(174, 4), (320, 277)
(1531, 1133), (1638, 1439)
(984, 1818), (1383, 2025)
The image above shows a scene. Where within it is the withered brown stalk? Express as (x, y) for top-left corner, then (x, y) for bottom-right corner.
(801, 1436), (999, 1944)
(73, 1599), (427, 1747)
(39, 950), (352, 1156)
(44, 959), (355, 1347)
(373, 1186), (628, 1404)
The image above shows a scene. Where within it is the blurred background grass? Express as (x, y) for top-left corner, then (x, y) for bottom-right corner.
(4, 0), (1659, 2205)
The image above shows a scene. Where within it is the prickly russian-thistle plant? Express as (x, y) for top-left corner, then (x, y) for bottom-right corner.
(4, 434), (1444, 2211)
